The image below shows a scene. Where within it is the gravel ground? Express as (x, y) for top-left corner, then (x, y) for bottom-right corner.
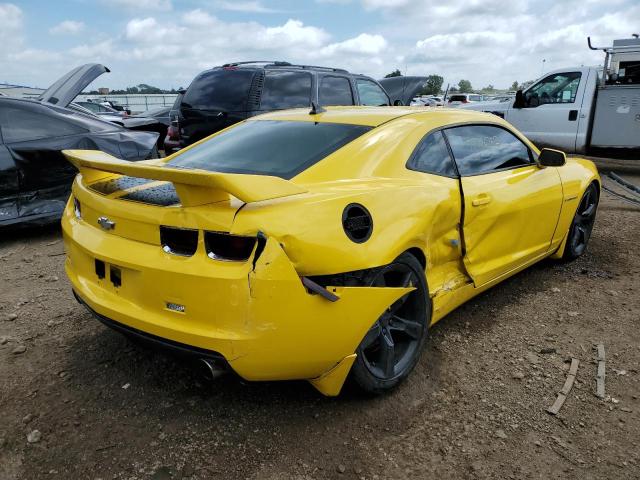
(0, 160), (638, 480)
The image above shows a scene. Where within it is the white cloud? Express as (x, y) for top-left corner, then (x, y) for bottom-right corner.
(50, 20), (85, 35)
(216, 1), (275, 13)
(320, 33), (387, 56)
(105, 0), (172, 11)
(262, 19), (330, 48)
(1, 0), (638, 91)
(69, 40), (115, 59)
(182, 9), (217, 27)
(415, 31), (516, 56)
(125, 17), (184, 43)
(361, 0), (413, 10)
(8, 48), (62, 62)
(0, 2), (21, 28)
(0, 2), (24, 65)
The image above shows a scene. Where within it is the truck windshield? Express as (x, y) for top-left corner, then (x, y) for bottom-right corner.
(166, 120), (372, 179)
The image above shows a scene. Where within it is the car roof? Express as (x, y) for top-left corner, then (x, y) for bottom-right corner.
(251, 106), (499, 127)
(218, 61), (350, 74)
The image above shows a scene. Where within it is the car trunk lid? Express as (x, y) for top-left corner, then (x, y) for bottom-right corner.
(63, 149), (307, 245)
(38, 63), (110, 108)
(378, 76), (429, 106)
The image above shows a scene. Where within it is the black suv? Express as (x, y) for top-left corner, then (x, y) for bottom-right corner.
(165, 61), (392, 151)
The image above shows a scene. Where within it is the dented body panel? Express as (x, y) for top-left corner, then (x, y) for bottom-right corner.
(460, 165), (563, 286)
(63, 206), (411, 386)
(60, 107), (600, 395)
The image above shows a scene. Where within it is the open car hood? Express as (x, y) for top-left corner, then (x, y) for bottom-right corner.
(378, 76), (428, 106)
(38, 63), (110, 108)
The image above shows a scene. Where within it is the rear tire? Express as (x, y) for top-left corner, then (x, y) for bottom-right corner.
(350, 253), (431, 394)
(562, 182), (599, 261)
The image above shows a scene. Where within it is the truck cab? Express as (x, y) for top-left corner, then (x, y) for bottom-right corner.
(462, 66), (598, 153)
(463, 36), (640, 155)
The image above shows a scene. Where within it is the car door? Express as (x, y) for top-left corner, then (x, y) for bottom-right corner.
(0, 132), (20, 223)
(505, 70), (587, 151)
(0, 102), (85, 218)
(444, 124), (563, 286)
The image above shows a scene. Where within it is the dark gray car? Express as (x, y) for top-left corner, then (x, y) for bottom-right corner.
(0, 64), (158, 227)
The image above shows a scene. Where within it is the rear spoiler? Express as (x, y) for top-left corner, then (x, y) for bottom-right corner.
(62, 149), (307, 207)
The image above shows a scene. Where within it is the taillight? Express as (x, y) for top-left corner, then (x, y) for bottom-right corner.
(73, 197), (82, 219)
(462, 99), (469, 103)
(167, 124), (180, 140)
(160, 226), (198, 256)
(205, 232), (256, 262)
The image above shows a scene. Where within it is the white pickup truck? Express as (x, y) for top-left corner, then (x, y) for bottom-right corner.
(463, 36), (640, 155)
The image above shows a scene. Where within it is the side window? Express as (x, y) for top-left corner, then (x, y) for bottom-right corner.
(356, 79), (390, 106)
(319, 76), (354, 106)
(260, 71), (312, 110)
(83, 103), (100, 112)
(524, 72), (581, 107)
(0, 106), (86, 143)
(407, 131), (457, 177)
(444, 125), (532, 176)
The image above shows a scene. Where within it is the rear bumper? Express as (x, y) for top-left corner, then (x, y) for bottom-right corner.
(62, 205), (411, 391)
(73, 290), (226, 363)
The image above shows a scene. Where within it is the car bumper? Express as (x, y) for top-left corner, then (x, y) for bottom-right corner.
(62, 210), (411, 395)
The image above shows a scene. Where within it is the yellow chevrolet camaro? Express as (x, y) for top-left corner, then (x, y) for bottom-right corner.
(61, 107), (600, 396)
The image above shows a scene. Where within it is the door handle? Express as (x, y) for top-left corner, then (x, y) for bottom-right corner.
(568, 110), (578, 121)
(472, 194), (492, 206)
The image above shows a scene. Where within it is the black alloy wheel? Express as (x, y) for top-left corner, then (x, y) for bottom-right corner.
(351, 253), (430, 394)
(563, 182), (599, 261)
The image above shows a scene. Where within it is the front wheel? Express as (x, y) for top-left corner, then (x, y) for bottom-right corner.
(350, 253), (431, 394)
(562, 182), (599, 261)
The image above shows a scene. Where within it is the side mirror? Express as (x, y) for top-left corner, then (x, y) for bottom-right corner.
(393, 99), (403, 106)
(513, 89), (525, 109)
(538, 148), (566, 167)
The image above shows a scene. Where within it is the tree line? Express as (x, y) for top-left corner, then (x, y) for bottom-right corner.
(384, 70), (534, 95)
(83, 83), (184, 95)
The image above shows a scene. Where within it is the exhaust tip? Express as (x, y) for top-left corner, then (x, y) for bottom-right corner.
(198, 358), (226, 381)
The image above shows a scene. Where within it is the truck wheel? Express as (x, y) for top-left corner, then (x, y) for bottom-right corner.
(562, 182), (599, 261)
(350, 253), (431, 394)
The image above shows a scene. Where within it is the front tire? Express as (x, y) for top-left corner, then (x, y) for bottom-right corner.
(562, 182), (599, 261)
(350, 253), (431, 394)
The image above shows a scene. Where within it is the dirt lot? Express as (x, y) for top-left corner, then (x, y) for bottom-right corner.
(1, 160), (638, 480)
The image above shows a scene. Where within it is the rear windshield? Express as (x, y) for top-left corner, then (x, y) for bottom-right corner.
(449, 95), (467, 101)
(181, 69), (255, 112)
(167, 120), (372, 179)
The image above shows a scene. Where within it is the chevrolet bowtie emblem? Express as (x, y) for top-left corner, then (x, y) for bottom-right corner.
(97, 216), (116, 231)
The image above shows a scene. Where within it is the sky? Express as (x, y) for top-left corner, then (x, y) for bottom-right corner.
(1, 0), (638, 91)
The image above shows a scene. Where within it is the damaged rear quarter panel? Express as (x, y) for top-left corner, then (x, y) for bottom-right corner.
(231, 179), (458, 277)
(231, 236), (414, 381)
